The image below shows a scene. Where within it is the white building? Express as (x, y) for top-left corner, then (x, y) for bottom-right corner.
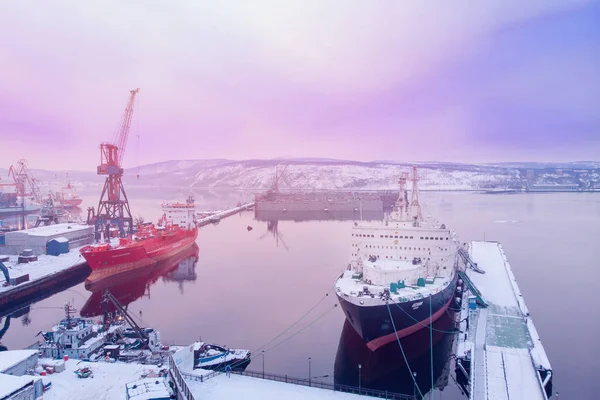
(1, 223), (94, 255)
(0, 350), (43, 400)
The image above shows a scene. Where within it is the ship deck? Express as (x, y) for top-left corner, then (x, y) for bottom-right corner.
(456, 241), (552, 400)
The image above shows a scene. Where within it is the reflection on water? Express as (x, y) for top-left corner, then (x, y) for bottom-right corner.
(255, 209), (384, 222)
(81, 244), (199, 317)
(334, 311), (457, 399)
(0, 306), (31, 352)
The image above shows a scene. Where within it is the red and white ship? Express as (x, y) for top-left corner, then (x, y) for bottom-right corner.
(80, 197), (198, 280)
(57, 183), (83, 208)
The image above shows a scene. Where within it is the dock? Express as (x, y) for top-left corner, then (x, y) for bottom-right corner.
(0, 249), (90, 310)
(456, 241), (552, 400)
(196, 202), (254, 227)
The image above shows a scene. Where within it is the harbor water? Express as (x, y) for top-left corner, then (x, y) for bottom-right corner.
(1, 190), (598, 399)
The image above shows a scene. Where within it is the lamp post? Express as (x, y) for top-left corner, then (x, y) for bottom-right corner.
(358, 364), (362, 394)
(308, 357), (312, 387)
(262, 350), (265, 379)
(413, 371), (417, 399)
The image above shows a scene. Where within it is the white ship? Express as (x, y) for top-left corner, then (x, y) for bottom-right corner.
(335, 167), (460, 351)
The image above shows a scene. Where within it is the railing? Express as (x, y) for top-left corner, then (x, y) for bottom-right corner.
(230, 369), (415, 400)
(168, 354), (196, 400)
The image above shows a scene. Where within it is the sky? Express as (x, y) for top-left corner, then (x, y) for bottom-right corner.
(0, 0), (599, 170)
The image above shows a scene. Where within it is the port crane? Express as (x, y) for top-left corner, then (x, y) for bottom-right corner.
(271, 164), (289, 194)
(7, 159), (42, 206)
(90, 89), (140, 241)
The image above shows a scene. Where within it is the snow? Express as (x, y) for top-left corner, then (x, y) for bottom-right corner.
(0, 373), (37, 398)
(0, 246), (86, 293)
(12, 223), (90, 237)
(187, 373), (364, 400)
(41, 359), (163, 400)
(486, 347), (546, 400)
(52, 237), (69, 243)
(461, 241), (552, 400)
(468, 242), (519, 308)
(126, 378), (171, 400)
(0, 350), (37, 372)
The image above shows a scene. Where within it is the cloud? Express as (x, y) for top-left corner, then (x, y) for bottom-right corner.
(0, 0), (597, 169)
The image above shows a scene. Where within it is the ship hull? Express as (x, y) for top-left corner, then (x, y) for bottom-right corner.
(0, 205), (40, 216)
(62, 199), (83, 208)
(337, 274), (457, 351)
(81, 228), (198, 281)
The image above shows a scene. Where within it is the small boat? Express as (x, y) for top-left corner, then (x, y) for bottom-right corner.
(194, 342), (251, 371)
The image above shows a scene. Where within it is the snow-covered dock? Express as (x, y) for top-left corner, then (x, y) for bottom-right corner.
(186, 373), (368, 400)
(456, 241), (552, 400)
(40, 358), (167, 400)
(0, 247), (89, 309)
(196, 202), (254, 227)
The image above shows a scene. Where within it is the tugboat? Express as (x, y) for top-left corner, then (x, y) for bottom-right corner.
(335, 168), (459, 351)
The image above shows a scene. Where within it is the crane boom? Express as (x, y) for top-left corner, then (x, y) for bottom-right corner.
(113, 88), (140, 167)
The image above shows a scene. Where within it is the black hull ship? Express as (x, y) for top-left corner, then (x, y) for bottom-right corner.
(335, 167), (460, 351)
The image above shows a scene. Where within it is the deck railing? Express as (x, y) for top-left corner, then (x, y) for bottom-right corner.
(168, 354), (196, 400)
(229, 369), (415, 400)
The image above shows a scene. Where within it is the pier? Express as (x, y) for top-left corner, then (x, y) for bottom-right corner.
(196, 202), (254, 227)
(456, 241), (552, 400)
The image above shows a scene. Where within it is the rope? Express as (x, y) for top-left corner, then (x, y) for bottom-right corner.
(430, 293), (434, 400)
(261, 304), (337, 353)
(211, 302), (338, 374)
(385, 302), (424, 398)
(250, 287), (334, 355)
(390, 298), (458, 334)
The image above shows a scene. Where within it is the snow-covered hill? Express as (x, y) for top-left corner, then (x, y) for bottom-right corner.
(121, 159), (521, 190)
(2, 159), (598, 192)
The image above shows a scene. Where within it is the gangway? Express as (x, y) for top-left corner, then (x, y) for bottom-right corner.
(458, 247), (485, 274)
(458, 271), (488, 308)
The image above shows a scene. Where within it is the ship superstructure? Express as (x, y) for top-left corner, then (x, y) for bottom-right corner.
(335, 167), (459, 350)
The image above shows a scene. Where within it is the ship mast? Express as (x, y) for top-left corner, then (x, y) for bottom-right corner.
(409, 166), (423, 223)
(394, 172), (409, 221)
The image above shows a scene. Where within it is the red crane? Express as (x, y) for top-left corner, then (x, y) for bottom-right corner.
(93, 88), (140, 241)
(7, 159), (42, 205)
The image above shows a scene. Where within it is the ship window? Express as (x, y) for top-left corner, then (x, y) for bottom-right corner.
(420, 237), (423, 239)
(380, 235), (383, 238)
(352, 234), (354, 236)
(410, 236), (413, 239)
(394, 235), (398, 239)
(446, 237), (449, 240)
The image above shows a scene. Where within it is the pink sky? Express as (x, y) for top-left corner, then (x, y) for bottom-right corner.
(0, 0), (598, 170)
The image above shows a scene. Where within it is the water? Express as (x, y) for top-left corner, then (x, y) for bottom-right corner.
(1, 191), (599, 399)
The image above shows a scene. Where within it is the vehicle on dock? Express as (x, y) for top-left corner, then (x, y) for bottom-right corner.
(74, 365), (93, 378)
(335, 167), (460, 351)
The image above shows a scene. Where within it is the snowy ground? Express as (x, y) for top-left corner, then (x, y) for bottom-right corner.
(0, 248), (86, 293)
(464, 242), (548, 400)
(187, 374), (364, 400)
(41, 359), (162, 400)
